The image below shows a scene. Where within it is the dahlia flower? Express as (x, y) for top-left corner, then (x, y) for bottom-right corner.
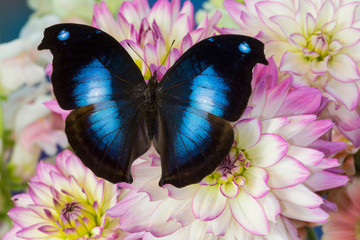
(322, 176), (360, 240)
(4, 150), (126, 239)
(2, 83), (67, 182)
(108, 58), (348, 239)
(0, 15), (58, 94)
(223, 0), (360, 146)
(92, 0), (220, 79)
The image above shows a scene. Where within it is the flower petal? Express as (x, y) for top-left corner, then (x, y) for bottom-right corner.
(280, 51), (310, 75)
(305, 171), (348, 191)
(233, 118), (261, 149)
(328, 53), (360, 83)
(192, 185), (227, 221)
(324, 78), (359, 111)
(267, 156), (309, 189)
(247, 133), (288, 168)
(257, 191), (281, 223)
(243, 167), (270, 198)
(281, 201), (329, 223)
(273, 184), (323, 208)
(229, 190), (268, 235)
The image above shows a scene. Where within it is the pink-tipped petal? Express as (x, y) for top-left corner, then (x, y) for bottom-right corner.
(257, 191), (281, 223)
(328, 53), (360, 83)
(230, 190), (269, 235)
(243, 167), (270, 198)
(286, 145), (324, 167)
(261, 117), (290, 133)
(247, 134), (288, 168)
(267, 156), (309, 189)
(233, 118), (261, 149)
(273, 184), (323, 208)
(324, 78), (359, 111)
(281, 201), (329, 223)
(192, 185), (227, 221)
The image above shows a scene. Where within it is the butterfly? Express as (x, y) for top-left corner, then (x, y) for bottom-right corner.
(38, 23), (268, 188)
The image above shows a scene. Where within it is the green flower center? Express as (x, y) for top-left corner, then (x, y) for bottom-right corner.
(305, 31), (330, 61)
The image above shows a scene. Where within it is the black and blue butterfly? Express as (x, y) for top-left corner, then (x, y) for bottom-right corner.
(38, 23), (267, 188)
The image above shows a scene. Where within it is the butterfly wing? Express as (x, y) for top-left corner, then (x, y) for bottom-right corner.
(38, 23), (150, 183)
(155, 35), (268, 187)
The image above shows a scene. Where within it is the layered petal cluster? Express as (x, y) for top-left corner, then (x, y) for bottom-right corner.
(0, 15), (58, 94)
(3, 83), (67, 182)
(223, 0), (360, 146)
(4, 150), (125, 239)
(108, 59), (348, 239)
(322, 177), (360, 240)
(92, 0), (220, 79)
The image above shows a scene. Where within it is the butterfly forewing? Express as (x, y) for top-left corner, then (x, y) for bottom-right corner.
(38, 24), (151, 183)
(155, 35), (268, 187)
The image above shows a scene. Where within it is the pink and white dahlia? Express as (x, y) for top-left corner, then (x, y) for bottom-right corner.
(108, 58), (348, 239)
(223, 0), (360, 146)
(92, 0), (220, 79)
(4, 150), (126, 239)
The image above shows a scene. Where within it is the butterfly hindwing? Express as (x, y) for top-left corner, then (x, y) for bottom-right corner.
(155, 102), (234, 187)
(38, 24), (150, 183)
(155, 35), (268, 187)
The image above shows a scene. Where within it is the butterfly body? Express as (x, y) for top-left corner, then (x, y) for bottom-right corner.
(38, 23), (267, 188)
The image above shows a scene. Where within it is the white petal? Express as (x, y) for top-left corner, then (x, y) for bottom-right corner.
(281, 201), (329, 223)
(280, 51), (310, 75)
(207, 204), (232, 236)
(328, 53), (360, 83)
(324, 78), (359, 110)
(229, 190), (268, 235)
(257, 191), (281, 223)
(247, 134), (288, 168)
(261, 117), (290, 134)
(332, 28), (360, 46)
(272, 184), (323, 208)
(267, 156), (309, 189)
(192, 185), (227, 221)
(243, 167), (270, 198)
(233, 118), (261, 149)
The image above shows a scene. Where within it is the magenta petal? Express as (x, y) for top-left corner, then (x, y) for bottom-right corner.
(309, 138), (346, 157)
(276, 87), (322, 116)
(305, 171), (349, 191)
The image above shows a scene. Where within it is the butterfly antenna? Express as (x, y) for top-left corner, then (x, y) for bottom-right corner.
(127, 42), (151, 73)
(156, 40), (175, 72)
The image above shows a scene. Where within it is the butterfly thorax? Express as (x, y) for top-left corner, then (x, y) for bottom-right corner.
(144, 72), (159, 139)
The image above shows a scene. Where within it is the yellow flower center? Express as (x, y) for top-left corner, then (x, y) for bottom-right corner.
(305, 31), (330, 61)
